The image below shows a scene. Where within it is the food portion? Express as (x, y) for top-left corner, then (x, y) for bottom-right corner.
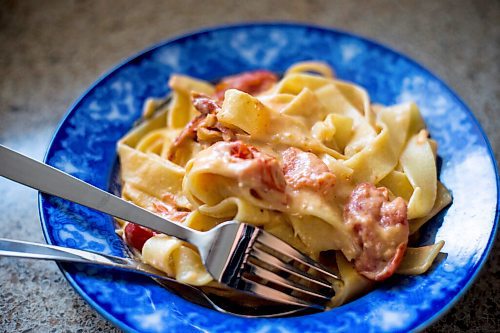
(116, 62), (451, 306)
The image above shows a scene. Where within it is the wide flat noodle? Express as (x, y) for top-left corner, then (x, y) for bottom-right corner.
(378, 170), (414, 202)
(345, 103), (412, 183)
(396, 241), (445, 275)
(120, 108), (168, 147)
(262, 219), (309, 255)
(410, 182), (452, 234)
(167, 74), (215, 128)
(219, 89), (344, 159)
(285, 61), (335, 78)
(183, 210), (222, 231)
(142, 235), (183, 277)
(276, 72), (332, 95)
(315, 84), (376, 156)
(286, 192), (358, 260)
(289, 215), (348, 259)
(142, 235), (212, 285)
(311, 114), (354, 153)
(173, 245), (214, 285)
(279, 88), (329, 127)
(118, 144), (185, 200)
(329, 252), (373, 307)
(198, 197), (283, 227)
(400, 130), (437, 219)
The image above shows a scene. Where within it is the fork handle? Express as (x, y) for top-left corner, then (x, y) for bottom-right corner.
(0, 238), (131, 266)
(0, 145), (199, 244)
(0, 238), (179, 283)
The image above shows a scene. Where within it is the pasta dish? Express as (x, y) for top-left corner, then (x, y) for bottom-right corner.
(116, 62), (451, 307)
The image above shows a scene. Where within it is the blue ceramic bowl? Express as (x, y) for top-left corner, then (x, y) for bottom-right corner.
(39, 23), (499, 332)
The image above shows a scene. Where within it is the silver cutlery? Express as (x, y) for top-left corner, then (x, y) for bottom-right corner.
(0, 144), (340, 310)
(0, 238), (310, 317)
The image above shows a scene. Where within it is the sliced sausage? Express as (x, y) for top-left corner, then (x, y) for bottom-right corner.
(282, 147), (336, 195)
(344, 183), (409, 281)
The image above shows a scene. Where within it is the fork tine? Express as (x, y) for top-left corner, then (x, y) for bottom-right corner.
(245, 261), (332, 301)
(250, 247), (332, 289)
(239, 276), (324, 309)
(256, 231), (341, 281)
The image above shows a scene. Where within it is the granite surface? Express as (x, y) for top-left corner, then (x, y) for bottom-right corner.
(0, 0), (498, 332)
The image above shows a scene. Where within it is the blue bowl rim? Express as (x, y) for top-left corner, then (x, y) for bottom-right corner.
(37, 21), (500, 333)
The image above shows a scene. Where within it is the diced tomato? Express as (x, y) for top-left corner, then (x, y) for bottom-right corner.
(124, 223), (156, 252)
(215, 70), (278, 101)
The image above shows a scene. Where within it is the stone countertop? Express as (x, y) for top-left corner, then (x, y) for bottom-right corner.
(0, 1), (498, 332)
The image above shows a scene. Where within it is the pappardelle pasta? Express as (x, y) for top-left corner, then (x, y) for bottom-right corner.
(116, 62), (451, 307)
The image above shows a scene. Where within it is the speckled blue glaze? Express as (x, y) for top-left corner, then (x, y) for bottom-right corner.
(39, 23), (499, 333)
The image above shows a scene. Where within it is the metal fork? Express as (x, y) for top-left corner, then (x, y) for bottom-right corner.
(0, 145), (340, 309)
(0, 238), (312, 318)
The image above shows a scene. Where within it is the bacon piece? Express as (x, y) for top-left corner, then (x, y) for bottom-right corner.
(168, 94), (238, 161)
(214, 122), (237, 141)
(153, 200), (189, 223)
(168, 95), (217, 160)
(226, 141), (287, 193)
(170, 114), (205, 150)
(230, 141), (255, 159)
(344, 183), (409, 281)
(282, 147), (336, 195)
(215, 70), (278, 101)
(173, 93), (221, 148)
(191, 92), (221, 114)
(198, 141), (287, 204)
